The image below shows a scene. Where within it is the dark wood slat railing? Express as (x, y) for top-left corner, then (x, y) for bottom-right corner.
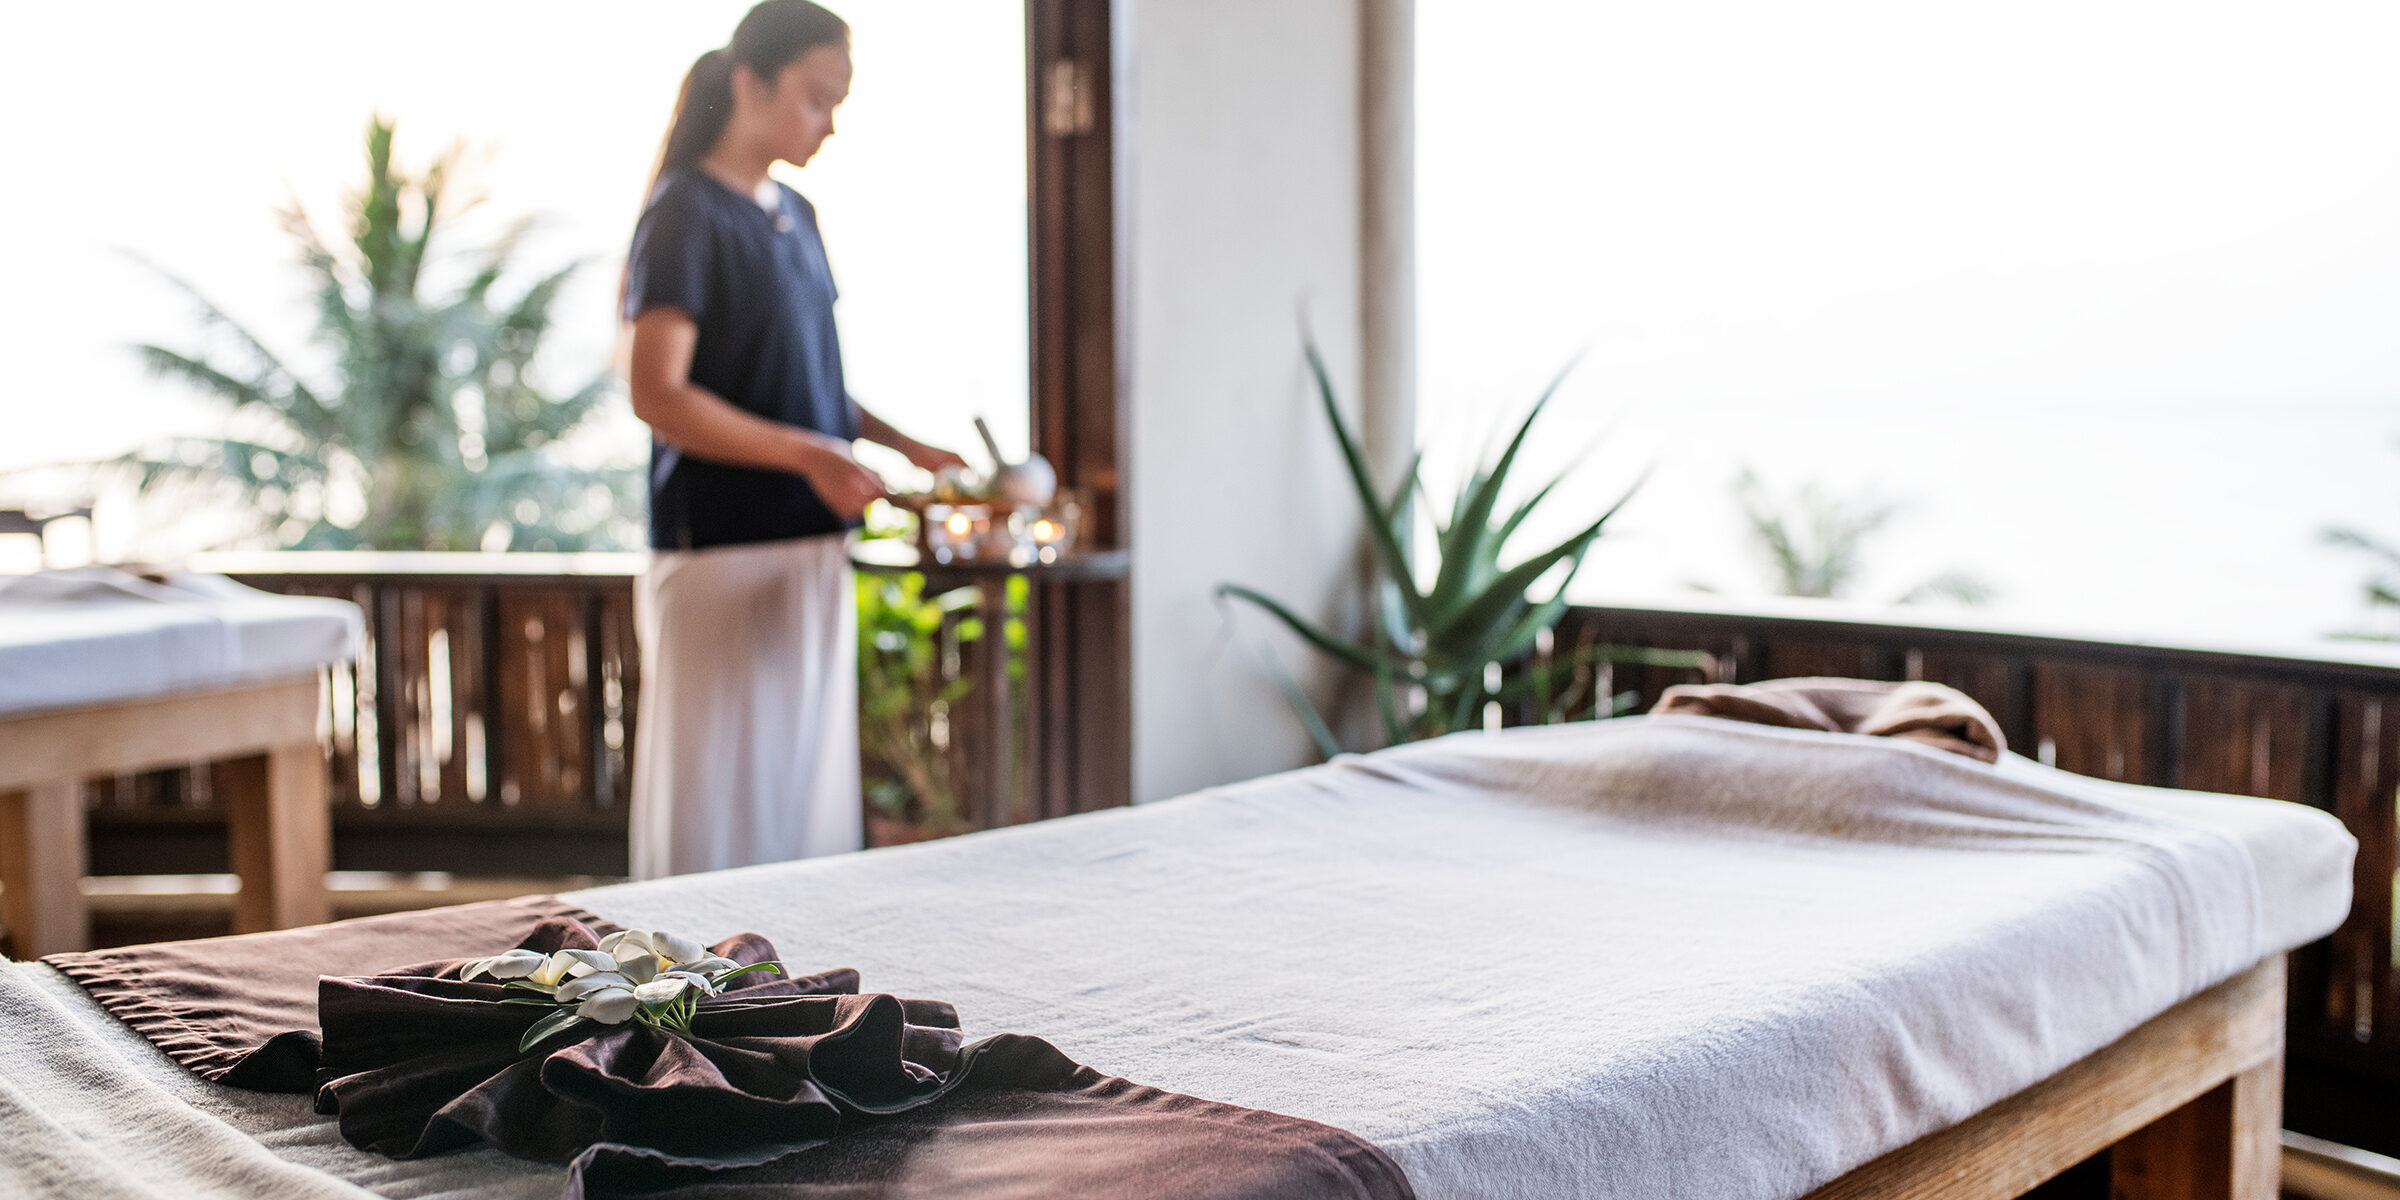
(1557, 598), (2400, 1147)
(82, 551), (1039, 878)
(86, 553), (646, 876)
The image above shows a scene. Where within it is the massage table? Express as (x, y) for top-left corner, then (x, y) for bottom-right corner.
(0, 714), (2356, 1199)
(0, 568), (362, 955)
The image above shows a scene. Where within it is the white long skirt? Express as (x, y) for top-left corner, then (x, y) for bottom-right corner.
(629, 535), (861, 879)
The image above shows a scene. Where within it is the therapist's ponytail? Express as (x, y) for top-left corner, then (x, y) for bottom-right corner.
(642, 0), (851, 204)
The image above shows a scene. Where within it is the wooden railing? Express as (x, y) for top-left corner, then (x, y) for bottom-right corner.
(1558, 596), (2400, 1141)
(88, 553), (647, 876)
(84, 551), (1047, 878)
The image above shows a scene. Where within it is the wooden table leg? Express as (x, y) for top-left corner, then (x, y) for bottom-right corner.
(976, 577), (1017, 829)
(2110, 1054), (2283, 1200)
(223, 745), (331, 934)
(0, 780), (88, 957)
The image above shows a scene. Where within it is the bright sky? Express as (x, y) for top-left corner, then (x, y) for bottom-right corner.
(3, 3), (2397, 648)
(1419, 1), (2400, 648)
(0, 0), (1026, 554)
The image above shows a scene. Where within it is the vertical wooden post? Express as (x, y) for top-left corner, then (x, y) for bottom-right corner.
(0, 780), (88, 957)
(1026, 0), (1131, 817)
(2109, 1056), (2283, 1200)
(223, 745), (331, 934)
(976, 576), (1017, 827)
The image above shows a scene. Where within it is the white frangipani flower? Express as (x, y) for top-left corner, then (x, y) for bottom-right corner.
(527, 952), (578, 989)
(665, 970), (719, 995)
(650, 931), (710, 966)
(489, 929), (782, 1051)
(598, 930), (653, 958)
(558, 949), (622, 977)
(556, 972), (634, 1002)
(462, 949), (548, 982)
(577, 987), (640, 1024)
(633, 976), (694, 1006)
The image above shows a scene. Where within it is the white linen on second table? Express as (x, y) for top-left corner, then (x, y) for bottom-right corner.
(0, 568), (361, 716)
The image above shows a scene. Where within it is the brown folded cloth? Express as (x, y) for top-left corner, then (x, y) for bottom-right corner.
(565, 1033), (1417, 1200)
(42, 895), (613, 1089)
(46, 903), (1413, 1200)
(1650, 676), (2007, 764)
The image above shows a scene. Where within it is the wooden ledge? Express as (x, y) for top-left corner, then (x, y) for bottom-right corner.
(0, 674), (322, 791)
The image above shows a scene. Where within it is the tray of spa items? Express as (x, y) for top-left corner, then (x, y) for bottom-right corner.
(881, 419), (1091, 567)
(885, 487), (1085, 566)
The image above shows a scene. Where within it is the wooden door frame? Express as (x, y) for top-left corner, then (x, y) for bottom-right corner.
(1024, 0), (1130, 816)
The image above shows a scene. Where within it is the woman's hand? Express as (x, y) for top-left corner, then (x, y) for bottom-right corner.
(902, 443), (969, 476)
(852, 405), (968, 478)
(790, 437), (887, 521)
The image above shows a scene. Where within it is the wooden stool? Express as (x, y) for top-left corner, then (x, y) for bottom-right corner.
(0, 674), (331, 957)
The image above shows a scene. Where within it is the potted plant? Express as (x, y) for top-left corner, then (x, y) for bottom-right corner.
(1220, 342), (1709, 754)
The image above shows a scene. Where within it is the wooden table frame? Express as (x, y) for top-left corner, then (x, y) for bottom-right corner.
(0, 674), (332, 957)
(1808, 956), (2285, 1200)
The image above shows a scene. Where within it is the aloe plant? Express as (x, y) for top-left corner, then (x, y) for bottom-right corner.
(1220, 343), (1706, 755)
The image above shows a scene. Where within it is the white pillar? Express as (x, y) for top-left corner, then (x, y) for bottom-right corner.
(1125, 0), (1366, 801)
(1359, 0), (1416, 490)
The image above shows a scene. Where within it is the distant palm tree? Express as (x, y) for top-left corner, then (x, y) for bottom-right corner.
(1724, 469), (1994, 606)
(2322, 525), (2400, 640)
(127, 116), (636, 551)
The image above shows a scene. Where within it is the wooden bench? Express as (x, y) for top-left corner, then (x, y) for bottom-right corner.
(1, 674), (331, 957)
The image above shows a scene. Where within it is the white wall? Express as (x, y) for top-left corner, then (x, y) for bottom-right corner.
(1122, 0), (1367, 802)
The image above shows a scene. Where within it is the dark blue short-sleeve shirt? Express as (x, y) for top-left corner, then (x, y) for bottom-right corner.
(623, 168), (860, 549)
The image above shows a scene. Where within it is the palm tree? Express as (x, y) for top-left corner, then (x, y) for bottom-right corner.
(1728, 469), (1994, 606)
(127, 116), (636, 551)
(2322, 526), (2400, 640)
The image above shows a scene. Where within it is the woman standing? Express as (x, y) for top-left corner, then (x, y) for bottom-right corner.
(622, 0), (962, 878)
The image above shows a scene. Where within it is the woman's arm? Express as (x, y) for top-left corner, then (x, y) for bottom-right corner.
(627, 307), (886, 519)
(855, 404), (967, 475)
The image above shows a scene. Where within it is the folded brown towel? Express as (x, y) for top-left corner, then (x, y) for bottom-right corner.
(43, 896), (610, 1088)
(47, 903), (1414, 1200)
(1651, 677), (2007, 764)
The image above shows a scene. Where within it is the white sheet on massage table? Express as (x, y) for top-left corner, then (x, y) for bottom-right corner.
(0, 567), (362, 717)
(0, 716), (2358, 1200)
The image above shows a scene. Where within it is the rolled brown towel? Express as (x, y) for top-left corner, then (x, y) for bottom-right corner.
(1650, 677), (2007, 764)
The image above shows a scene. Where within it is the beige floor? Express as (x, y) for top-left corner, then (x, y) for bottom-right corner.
(2286, 1133), (2400, 1200)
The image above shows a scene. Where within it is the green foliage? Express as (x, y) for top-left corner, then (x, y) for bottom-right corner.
(1220, 341), (1708, 756)
(1732, 469), (1892, 600)
(857, 572), (978, 830)
(2323, 524), (2400, 640)
(124, 115), (636, 551)
(1727, 469), (1994, 606)
(855, 565), (1026, 830)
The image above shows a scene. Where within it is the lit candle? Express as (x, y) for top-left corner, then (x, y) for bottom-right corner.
(924, 503), (994, 564)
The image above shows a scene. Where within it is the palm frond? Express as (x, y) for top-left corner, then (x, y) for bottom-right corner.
(1303, 342), (1427, 627)
(126, 257), (339, 437)
(1217, 583), (1384, 673)
(1426, 354), (1579, 615)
